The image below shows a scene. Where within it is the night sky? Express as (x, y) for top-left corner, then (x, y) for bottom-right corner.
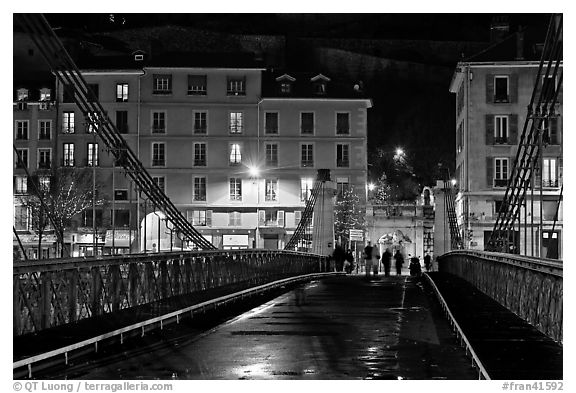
(36, 13), (552, 187)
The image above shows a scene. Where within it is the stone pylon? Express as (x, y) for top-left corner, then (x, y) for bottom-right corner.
(312, 170), (337, 256)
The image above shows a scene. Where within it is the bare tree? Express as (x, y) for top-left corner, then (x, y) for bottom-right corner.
(19, 167), (107, 258)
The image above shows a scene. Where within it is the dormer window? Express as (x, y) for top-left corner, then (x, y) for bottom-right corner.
(17, 88), (29, 101)
(310, 74), (330, 96)
(39, 88), (51, 101)
(275, 74), (296, 95)
(227, 76), (246, 96)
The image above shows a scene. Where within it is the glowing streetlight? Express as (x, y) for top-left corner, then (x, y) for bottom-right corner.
(368, 183), (376, 191)
(248, 165), (260, 177)
(395, 147), (404, 157)
(451, 178), (457, 186)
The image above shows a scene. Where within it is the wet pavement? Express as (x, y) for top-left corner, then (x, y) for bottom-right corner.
(67, 274), (477, 380)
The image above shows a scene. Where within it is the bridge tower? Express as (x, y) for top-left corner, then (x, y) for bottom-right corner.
(311, 169), (337, 256)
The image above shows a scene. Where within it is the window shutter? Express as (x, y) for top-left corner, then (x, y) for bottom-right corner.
(509, 114), (519, 144)
(486, 157), (494, 188)
(485, 115), (495, 145)
(486, 74), (494, 103)
(294, 210), (302, 227)
(509, 74), (518, 103)
(205, 210), (212, 226)
(258, 210), (265, 225)
(278, 210), (285, 227)
(186, 210), (193, 222)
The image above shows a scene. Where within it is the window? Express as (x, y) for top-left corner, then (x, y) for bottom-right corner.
(265, 112), (279, 134)
(87, 84), (99, 100)
(14, 205), (30, 231)
(229, 211), (241, 226)
(494, 158), (509, 187)
(63, 111), (75, 133)
(38, 176), (50, 192)
(114, 190), (128, 201)
(300, 178), (314, 202)
(336, 112), (350, 135)
(15, 121), (28, 140)
(494, 76), (509, 102)
(265, 143), (278, 167)
(188, 75), (207, 95)
(229, 112), (243, 134)
(543, 158), (558, 188)
(82, 209), (103, 227)
(543, 118), (559, 145)
(153, 74), (172, 94)
(152, 176), (165, 193)
(86, 112), (100, 133)
(336, 144), (350, 167)
(188, 210), (207, 226)
(495, 200), (508, 216)
(229, 143), (242, 165)
(15, 149), (28, 168)
(63, 143), (75, 167)
(227, 76), (246, 96)
(39, 120), (51, 140)
(314, 82), (326, 95)
(280, 82), (292, 94)
(301, 112), (314, 135)
(152, 111), (166, 134)
(38, 149), (51, 169)
(14, 176), (27, 194)
(495, 115), (509, 143)
(265, 210), (278, 226)
(336, 177), (350, 199)
(116, 111), (128, 133)
(193, 111), (207, 134)
(87, 143), (99, 166)
(193, 177), (206, 201)
(229, 178), (242, 201)
(113, 210), (130, 227)
(39, 88), (51, 101)
(265, 179), (278, 201)
(116, 83), (129, 102)
(301, 144), (314, 167)
(152, 143), (165, 167)
(193, 143), (207, 166)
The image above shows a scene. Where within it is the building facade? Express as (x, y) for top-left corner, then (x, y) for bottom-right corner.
(449, 30), (562, 259)
(14, 52), (371, 256)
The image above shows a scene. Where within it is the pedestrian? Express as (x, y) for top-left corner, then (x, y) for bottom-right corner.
(409, 255), (421, 277)
(394, 250), (404, 275)
(363, 241), (380, 277)
(345, 249), (354, 274)
(382, 248), (392, 277)
(424, 253), (432, 272)
(332, 243), (346, 272)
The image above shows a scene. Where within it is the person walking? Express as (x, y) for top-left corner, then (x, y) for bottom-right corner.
(345, 249), (355, 274)
(394, 250), (404, 276)
(424, 253), (432, 272)
(332, 243), (346, 272)
(382, 248), (392, 277)
(363, 241), (380, 277)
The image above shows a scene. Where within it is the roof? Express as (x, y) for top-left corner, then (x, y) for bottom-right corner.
(262, 70), (368, 100)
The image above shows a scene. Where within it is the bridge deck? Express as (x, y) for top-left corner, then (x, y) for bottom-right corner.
(427, 272), (563, 380)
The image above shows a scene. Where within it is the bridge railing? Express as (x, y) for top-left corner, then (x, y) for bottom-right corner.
(13, 250), (330, 336)
(437, 250), (562, 343)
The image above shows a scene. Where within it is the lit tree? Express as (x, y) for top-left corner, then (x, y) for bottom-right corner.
(19, 167), (107, 258)
(334, 186), (366, 245)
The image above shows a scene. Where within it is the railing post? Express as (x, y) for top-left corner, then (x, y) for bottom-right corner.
(128, 263), (139, 307)
(67, 269), (77, 323)
(160, 260), (168, 299)
(110, 265), (121, 312)
(13, 275), (21, 335)
(40, 272), (52, 330)
(90, 267), (102, 316)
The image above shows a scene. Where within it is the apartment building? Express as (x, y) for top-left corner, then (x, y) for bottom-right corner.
(28, 52), (371, 253)
(449, 27), (562, 258)
(13, 81), (58, 259)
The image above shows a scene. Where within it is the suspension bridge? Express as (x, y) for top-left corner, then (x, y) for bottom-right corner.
(12, 14), (562, 380)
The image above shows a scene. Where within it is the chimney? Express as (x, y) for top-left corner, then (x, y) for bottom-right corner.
(515, 27), (525, 60)
(490, 15), (510, 42)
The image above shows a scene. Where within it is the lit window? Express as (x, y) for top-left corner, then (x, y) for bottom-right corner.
(116, 83), (129, 102)
(14, 176), (27, 194)
(63, 143), (75, 167)
(494, 158), (508, 187)
(543, 158), (558, 188)
(38, 176), (50, 192)
(265, 179), (278, 202)
(495, 115), (509, 143)
(17, 88), (29, 101)
(229, 143), (242, 165)
(63, 111), (75, 133)
(229, 211), (241, 226)
(39, 88), (51, 101)
(87, 143), (99, 166)
(229, 112), (243, 134)
(300, 178), (314, 202)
